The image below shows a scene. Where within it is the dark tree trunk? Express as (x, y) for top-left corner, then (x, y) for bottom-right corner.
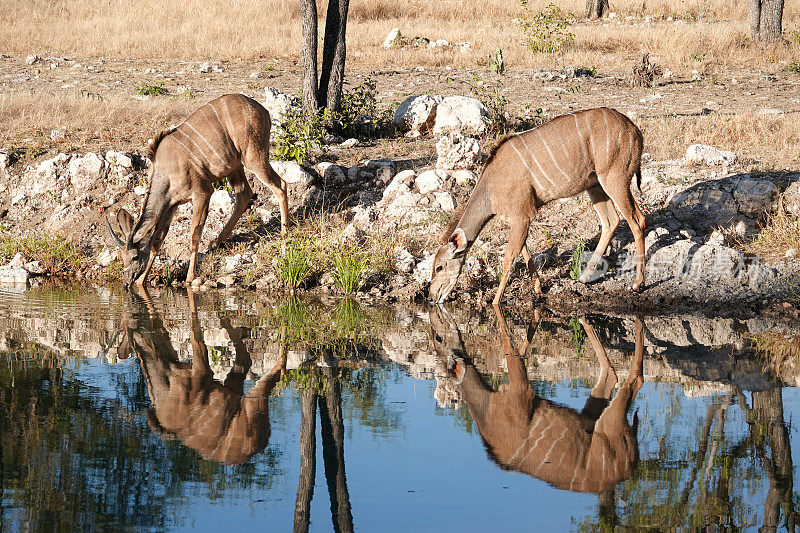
(586, 0), (609, 19)
(293, 388), (317, 533)
(319, 365), (353, 533)
(749, 0), (784, 42)
(752, 388), (795, 531)
(318, 0), (350, 111)
(300, 0), (320, 113)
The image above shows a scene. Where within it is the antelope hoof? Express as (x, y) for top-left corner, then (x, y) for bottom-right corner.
(578, 265), (605, 284)
(632, 280), (644, 292)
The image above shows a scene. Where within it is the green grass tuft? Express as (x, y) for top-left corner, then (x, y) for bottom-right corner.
(276, 238), (314, 291)
(332, 242), (368, 294)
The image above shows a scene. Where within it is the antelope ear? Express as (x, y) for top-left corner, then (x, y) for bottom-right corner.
(117, 209), (134, 237)
(448, 228), (468, 253)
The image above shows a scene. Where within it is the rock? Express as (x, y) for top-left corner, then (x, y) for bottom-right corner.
(375, 165), (396, 185)
(781, 180), (800, 216)
(67, 152), (105, 189)
(105, 150), (133, 169)
(435, 133), (481, 170)
(384, 191), (424, 223)
(271, 161), (315, 186)
(287, 349), (314, 369)
(383, 170), (416, 200)
(394, 248), (415, 273)
(317, 162), (346, 184)
(263, 87), (297, 126)
(301, 186), (324, 209)
(50, 127), (67, 141)
(0, 151), (8, 173)
(340, 138), (359, 148)
(218, 275), (236, 287)
(433, 96), (492, 136)
(24, 261), (43, 275)
(198, 62), (212, 73)
(8, 253), (25, 268)
(383, 28), (403, 48)
(433, 192), (456, 212)
(451, 169), (477, 187)
(222, 254), (243, 272)
(685, 144), (737, 166)
(134, 185), (147, 196)
(25, 55), (41, 65)
(0, 265), (30, 285)
(732, 177), (778, 215)
(412, 252), (435, 283)
(97, 247), (118, 267)
(415, 170), (446, 194)
(393, 95), (440, 133)
(209, 189), (234, 214)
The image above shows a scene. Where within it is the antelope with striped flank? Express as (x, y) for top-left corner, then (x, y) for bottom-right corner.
(429, 305), (644, 494)
(107, 93), (289, 288)
(429, 107), (646, 305)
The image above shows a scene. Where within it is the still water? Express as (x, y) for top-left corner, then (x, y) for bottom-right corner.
(1, 287), (798, 531)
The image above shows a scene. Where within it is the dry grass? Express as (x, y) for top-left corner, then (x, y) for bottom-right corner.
(746, 207), (800, 260)
(0, 0), (796, 72)
(639, 112), (800, 169)
(0, 92), (198, 153)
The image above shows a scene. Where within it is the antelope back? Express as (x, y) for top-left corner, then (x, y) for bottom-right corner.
(484, 107), (643, 208)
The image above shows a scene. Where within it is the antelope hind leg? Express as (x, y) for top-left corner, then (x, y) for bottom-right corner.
(212, 168), (254, 249)
(579, 186), (619, 285)
(520, 246), (542, 295)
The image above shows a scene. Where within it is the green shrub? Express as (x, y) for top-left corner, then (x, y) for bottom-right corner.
(329, 76), (393, 140)
(569, 237), (586, 280)
(332, 242), (368, 294)
(788, 61), (800, 74)
(135, 83), (169, 96)
(519, 2), (575, 54)
(276, 238), (313, 291)
(470, 76), (510, 135)
(271, 108), (325, 164)
(0, 230), (83, 275)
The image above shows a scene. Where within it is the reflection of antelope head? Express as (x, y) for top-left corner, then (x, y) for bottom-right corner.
(119, 287), (286, 464)
(429, 305), (644, 494)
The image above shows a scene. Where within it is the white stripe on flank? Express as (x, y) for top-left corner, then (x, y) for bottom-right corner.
(517, 134), (556, 187)
(533, 128), (571, 182)
(573, 114), (590, 168)
(170, 134), (204, 167)
(583, 112), (596, 160)
(508, 414), (543, 463)
(541, 426), (568, 467)
(185, 122), (226, 165)
(523, 419), (554, 467)
(602, 108), (611, 159)
(509, 137), (547, 191)
(208, 102), (236, 161)
(174, 129), (210, 163)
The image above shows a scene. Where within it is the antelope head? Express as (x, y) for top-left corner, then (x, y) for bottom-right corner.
(429, 228), (468, 304)
(106, 208), (151, 288)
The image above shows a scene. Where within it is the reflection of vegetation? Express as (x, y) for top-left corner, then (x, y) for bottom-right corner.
(750, 330), (800, 368)
(0, 346), (279, 531)
(569, 316), (586, 357)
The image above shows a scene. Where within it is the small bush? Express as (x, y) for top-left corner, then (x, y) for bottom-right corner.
(746, 207), (800, 260)
(788, 61), (800, 74)
(271, 108), (325, 164)
(330, 76), (393, 140)
(276, 238), (314, 291)
(569, 238), (586, 280)
(332, 242), (368, 294)
(0, 230), (83, 275)
(470, 76), (510, 135)
(519, 2), (575, 54)
(135, 83), (169, 96)
(569, 316), (586, 357)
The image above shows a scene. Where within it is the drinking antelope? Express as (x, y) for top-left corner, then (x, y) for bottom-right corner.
(117, 288), (287, 464)
(429, 107), (646, 305)
(429, 305), (644, 493)
(106, 93), (289, 288)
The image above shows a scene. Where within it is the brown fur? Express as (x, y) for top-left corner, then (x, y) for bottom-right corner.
(146, 127), (175, 162)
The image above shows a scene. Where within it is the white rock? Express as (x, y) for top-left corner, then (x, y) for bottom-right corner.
(0, 265), (30, 285)
(412, 252), (435, 283)
(383, 170), (416, 200)
(317, 162), (346, 184)
(222, 254), (243, 273)
(97, 247), (118, 267)
(134, 185), (148, 196)
(209, 189), (234, 214)
(732, 177), (778, 214)
(451, 169), (477, 187)
(433, 96), (492, 136)
(416, 169), (445, 194)
(218, 275), (236, 287)
(198, 62), (212, 73)
(67, 152), (105, 189)
(383, 28), (403, 48)
(24, 261), (43, 275)
(685, 144), (737, 166)
(393, 95), (440, 133)
(271, 161), (315, 186)
(340, 138), (359, 148)
(105, 150), (133, 168)
(8, 253), (25, 268)
(394, 248), (415, 273)
(433, 192), (456, 212)
(25, 55), (40, 65)
(435, 133), (481, 170)
(263, 87), (297, 126)
(0, 151), (8, 172)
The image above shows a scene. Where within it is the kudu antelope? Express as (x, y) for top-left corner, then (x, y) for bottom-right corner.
(429, 107), (646, 305)
(106, 93), (289, 287)
(429, 305), (644, 493)
(117, 288), (286, 464)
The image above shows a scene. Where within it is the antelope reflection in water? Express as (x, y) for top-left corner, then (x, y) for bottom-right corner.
(118, 288), (286, 464)
(430, 306), (644, 494)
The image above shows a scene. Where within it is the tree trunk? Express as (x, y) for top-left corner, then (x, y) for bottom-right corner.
(293, 388), (317, 533)
(318, 0), (350, 112)
(319, 365), (353, 533)
(750, 0), (784, 42)
(586, 0), (609, 19)
(300, 0), (320, 113)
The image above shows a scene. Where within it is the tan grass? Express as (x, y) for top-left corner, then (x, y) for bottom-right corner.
(746, 207), (800, 260)
(0, 0), (796, 72)
(639, 112), (800, 169)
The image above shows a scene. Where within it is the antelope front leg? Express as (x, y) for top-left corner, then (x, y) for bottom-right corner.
(520, 246), (542, 295)
(493, 219), (531, 306)
(186, 194), (211, 284)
